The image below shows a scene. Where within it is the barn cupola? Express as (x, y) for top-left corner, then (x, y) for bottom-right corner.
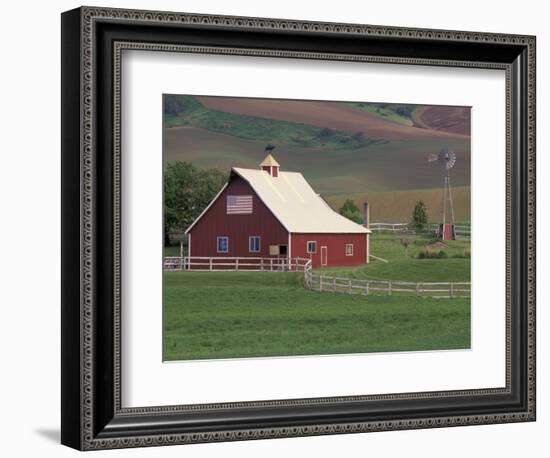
(260, 153), (280, 177)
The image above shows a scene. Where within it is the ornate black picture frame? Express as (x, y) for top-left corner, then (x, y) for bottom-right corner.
(61, 6), (536, 450)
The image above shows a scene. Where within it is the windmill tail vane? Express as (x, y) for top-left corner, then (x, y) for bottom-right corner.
(428, 149), (457, 240)
(428, 153), (439, 163)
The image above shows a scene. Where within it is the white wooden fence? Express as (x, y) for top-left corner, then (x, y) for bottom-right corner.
(369, 222), (471, 239)
(164, 256), (468, 298)
(369, 222), (413, 232)
(164, 256), (312, 272)
(308, 274), (470, 298)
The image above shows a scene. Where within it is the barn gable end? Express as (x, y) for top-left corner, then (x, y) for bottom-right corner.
(187, 175), (289, 258)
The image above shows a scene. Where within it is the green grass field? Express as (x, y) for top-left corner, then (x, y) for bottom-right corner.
(164, 271), (470, 361)
(164, 232), (471, 361)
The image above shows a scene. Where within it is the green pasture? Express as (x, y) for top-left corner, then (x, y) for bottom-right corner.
(163, 271), (470, 361)
(163, 232), (471, 361)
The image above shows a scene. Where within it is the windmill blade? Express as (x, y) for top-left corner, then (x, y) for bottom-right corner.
(431, 149), (457, 169)
(429, 149), (457, 171)
(445, 151), (457, 169)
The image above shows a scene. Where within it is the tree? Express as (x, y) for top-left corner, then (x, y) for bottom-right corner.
(412, 200), (428, 230)
(164, 161), (227, 245)
(339, 199), (363, 224)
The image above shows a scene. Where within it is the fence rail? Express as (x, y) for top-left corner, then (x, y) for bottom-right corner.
(164, 257), (469, 299)
(164, 256), (312, 272)
(369, 222), (413, 232)
(308, 273), (470, 298)
(369, 222), (471, 238)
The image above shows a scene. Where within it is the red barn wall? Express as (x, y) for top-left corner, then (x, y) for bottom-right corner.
(188, 176), (288, 258)
(291, 233), (369, 268)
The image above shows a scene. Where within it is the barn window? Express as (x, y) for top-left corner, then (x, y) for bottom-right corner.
(249, 236), (261, 252)
(307, 241), (317, 253)
(346, 243), (354, 256)
(217, 236), (229, 253)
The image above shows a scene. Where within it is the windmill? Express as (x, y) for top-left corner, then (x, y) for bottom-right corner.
(429, 149), (457, 240)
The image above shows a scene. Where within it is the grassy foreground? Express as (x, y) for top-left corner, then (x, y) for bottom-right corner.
(163, 271), (470, 361)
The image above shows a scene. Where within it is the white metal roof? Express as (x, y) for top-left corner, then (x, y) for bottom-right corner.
(232, 167), (370, 234)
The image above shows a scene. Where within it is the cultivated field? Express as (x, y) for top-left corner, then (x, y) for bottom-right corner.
(164, 94), (471, 222)
(413, 106), (471, 136)
(163, 232), (471, 361)
(324, 186), (471, 223)
(164, 128), (470, 194)
(197, 96), (469, 141)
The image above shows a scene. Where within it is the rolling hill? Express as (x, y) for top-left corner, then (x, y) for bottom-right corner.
(163, 95), (471, 222)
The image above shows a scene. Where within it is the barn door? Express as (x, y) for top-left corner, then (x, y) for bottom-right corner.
(321, 246), (328, 266)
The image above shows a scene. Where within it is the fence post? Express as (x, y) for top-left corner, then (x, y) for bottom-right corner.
(365, 281), (369, 296)
(349, 279), (352, 294)
(235, 258), (239, 271)
(450, 282), (454, 298)
(209, 258), (212, 271)
(320, 276), (323, 292)
(416, 282), (420, 297)
(388, 281), (392, 296)
(333, 277), (336, 292)
(270, 258), (273, 272)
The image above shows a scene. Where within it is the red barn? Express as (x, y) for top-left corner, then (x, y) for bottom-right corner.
(185, 155), (370, 268)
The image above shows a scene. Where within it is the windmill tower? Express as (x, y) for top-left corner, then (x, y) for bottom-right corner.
(429, 149), (457, 240)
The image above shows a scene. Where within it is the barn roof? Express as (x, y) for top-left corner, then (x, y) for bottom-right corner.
(231, 167), (370, 234)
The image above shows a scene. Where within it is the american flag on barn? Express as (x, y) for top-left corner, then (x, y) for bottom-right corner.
(226, 195), (253, 214)
(185, 154), (370, 268)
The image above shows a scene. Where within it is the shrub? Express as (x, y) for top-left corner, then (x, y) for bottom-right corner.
(319, 127), (335, 138)
(452, 250), (471, 259)
(416, 248), (449, 259)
